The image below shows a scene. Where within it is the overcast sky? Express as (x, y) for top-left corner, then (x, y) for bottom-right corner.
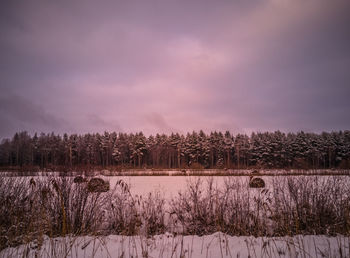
(1, 0), (350, 140)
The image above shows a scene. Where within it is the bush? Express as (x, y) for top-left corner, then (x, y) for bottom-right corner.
(249, 177), (265, 188)
(87, 178), (110, 192)
(0, 177), (109, 250)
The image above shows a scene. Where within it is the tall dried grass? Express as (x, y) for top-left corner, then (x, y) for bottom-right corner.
(1, 175), (350, 253)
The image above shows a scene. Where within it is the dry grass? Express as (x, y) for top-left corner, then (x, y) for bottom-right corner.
(1, 175), (350, 254)
(169, 176), (350, 237)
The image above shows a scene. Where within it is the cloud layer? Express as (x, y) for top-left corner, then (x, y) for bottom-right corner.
(1, 0), (350, 139)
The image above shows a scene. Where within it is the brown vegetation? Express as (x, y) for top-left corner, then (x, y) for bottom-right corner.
(1, 176), (350, 251)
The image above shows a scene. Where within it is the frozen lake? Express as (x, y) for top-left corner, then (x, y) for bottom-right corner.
(100, 175), (350, 200)
(3, 174), (350, 200)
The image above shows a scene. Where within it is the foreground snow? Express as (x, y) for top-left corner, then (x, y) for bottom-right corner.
(2, 233), (349, 258)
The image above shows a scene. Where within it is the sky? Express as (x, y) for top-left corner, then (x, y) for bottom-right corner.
(1, 0), (350, 140)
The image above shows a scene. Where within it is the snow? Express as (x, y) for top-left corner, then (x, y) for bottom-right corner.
(2, 233), (349, 258)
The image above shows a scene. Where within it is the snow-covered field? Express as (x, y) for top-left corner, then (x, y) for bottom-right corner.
(2, 233), (349, 258)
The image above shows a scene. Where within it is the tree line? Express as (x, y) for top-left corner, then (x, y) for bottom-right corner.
(0, 130), (349, 170)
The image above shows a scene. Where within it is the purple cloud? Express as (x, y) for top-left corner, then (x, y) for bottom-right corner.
(1, 0), (349, 140)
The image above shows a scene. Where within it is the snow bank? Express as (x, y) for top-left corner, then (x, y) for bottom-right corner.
(2, 233), (349, 258)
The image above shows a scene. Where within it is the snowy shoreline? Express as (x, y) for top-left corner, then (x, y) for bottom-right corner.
(1, 168), (350, 177)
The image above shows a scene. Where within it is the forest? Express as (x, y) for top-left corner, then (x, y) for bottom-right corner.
(0, 130), (349, 170)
